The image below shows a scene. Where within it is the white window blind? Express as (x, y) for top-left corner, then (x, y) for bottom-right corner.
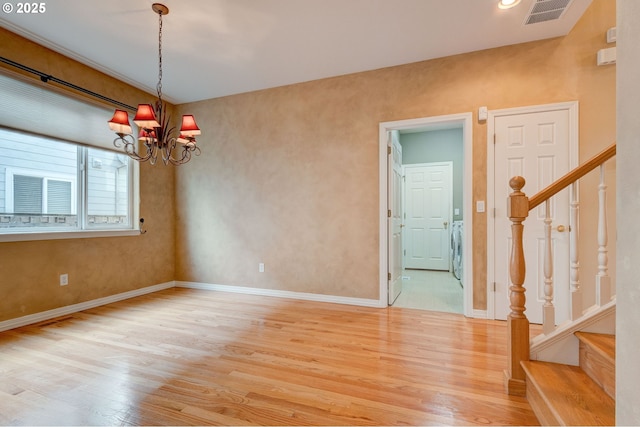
(14, 175), (42, 214)
(46, 179), (72, 214)
(0, 71), (127, 151)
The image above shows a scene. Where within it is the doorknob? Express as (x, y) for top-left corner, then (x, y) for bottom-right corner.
(556, 225), (570, 232)
(444, 221), (448, 229)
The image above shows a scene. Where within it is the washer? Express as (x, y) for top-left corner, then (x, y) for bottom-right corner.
(451, 221), (463, 283)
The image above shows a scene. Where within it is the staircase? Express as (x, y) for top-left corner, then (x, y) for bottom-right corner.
(521, 332), (615, 425)
(503, 143), (617, 425)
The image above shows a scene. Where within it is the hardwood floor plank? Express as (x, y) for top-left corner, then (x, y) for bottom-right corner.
(0, 288), (540, 425)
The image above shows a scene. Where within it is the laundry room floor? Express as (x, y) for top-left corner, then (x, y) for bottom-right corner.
(392, 269), (463, 314)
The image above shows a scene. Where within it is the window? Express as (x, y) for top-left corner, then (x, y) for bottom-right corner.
(0, 129), (137, 237)
(0, 71), (139, 241)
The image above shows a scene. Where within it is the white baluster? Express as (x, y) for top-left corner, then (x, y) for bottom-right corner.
(596, 165), (611, 305)
(570, 182), (581, 319)
(543, 200), (555, 334)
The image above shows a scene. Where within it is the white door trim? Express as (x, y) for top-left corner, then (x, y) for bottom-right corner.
(486, 101), (579, 320)
(379, 112), (473, 317)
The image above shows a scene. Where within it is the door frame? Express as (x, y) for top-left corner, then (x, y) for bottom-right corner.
(486, 101), (579, 320)
(403, 161), (454, 271)
(379, 112), (473, 317)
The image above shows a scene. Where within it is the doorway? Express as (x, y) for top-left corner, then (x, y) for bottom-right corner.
(379, 113), (473, 317)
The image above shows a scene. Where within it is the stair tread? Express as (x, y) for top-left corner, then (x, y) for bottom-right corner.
(522, 360), (615, 426)
(575, 332), (615, 364)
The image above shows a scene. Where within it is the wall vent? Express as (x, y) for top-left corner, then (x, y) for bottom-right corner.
(524, 0), (575, 25)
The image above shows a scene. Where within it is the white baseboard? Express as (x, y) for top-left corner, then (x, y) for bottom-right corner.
(176, 281), (384, 308)
(0, 281), (175, 332)
(473, 309), (488, 319)
(0, 280), (409, 333)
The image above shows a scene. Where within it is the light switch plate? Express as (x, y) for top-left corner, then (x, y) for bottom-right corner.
(478, 106), (488, 121)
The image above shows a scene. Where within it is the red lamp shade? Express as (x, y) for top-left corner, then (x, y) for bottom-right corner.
(133, 104), (160, 129)
(177, 134), (196, 146)
(108, 109), (132, 135)
(179, 115), (201, 136)
(138, 129), (156, 143)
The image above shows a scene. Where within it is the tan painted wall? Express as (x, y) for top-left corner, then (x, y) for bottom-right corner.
(0, 29), (176, 322)
(175, 0), (616, 310)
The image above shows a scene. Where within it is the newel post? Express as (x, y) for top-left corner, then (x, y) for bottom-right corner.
(504, 176), (530, 396)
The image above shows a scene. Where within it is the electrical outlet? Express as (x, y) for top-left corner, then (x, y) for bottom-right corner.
(258, 263), (265, 273)
(59, 273), (69, 286)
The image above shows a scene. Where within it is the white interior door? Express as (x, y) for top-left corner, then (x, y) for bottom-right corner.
(404, 162), (452, 271)
(492, 108), (573, 324)
(388, 131), (403, 304)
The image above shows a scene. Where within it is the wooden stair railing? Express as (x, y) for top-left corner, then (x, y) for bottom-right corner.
(504, 143), (616, 396)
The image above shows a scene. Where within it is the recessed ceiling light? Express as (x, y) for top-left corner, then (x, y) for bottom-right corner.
(498, 0), (522, 9)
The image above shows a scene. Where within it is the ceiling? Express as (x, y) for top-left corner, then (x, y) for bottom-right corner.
(0, 0), (593, 105)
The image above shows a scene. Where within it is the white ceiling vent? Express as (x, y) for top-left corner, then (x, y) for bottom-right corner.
(524, 0), (575, 25)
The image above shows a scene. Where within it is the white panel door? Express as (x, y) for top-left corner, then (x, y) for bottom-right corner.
(404, 162), (452, 271)
(388, 131), (403, 304)
(493, 110), (571, 324)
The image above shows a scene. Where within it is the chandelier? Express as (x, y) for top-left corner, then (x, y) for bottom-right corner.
(108, 3), (201, 165)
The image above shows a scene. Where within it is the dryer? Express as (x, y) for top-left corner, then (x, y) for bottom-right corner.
(451, 221), (463, 283)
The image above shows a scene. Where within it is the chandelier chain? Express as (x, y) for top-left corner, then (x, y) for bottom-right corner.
(157, 10), (163, 104)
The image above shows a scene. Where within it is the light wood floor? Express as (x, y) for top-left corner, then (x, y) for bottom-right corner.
(0, 288), (539, 426)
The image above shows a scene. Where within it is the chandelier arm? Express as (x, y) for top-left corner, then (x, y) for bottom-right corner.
(147, 139), (160, 165)
(162, 138), (201, 166)
(161, 137), (177, 164)
(165, 137), (186, 165)
(113, 134), (153, 162)
(149, 155), (159, 166)
(168, 151), (190, 166)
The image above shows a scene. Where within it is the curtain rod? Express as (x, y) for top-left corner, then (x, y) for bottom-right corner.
(0, 56), (137, 112)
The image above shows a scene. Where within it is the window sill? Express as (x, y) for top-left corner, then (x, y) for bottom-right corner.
(0, 229), (141, 243)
